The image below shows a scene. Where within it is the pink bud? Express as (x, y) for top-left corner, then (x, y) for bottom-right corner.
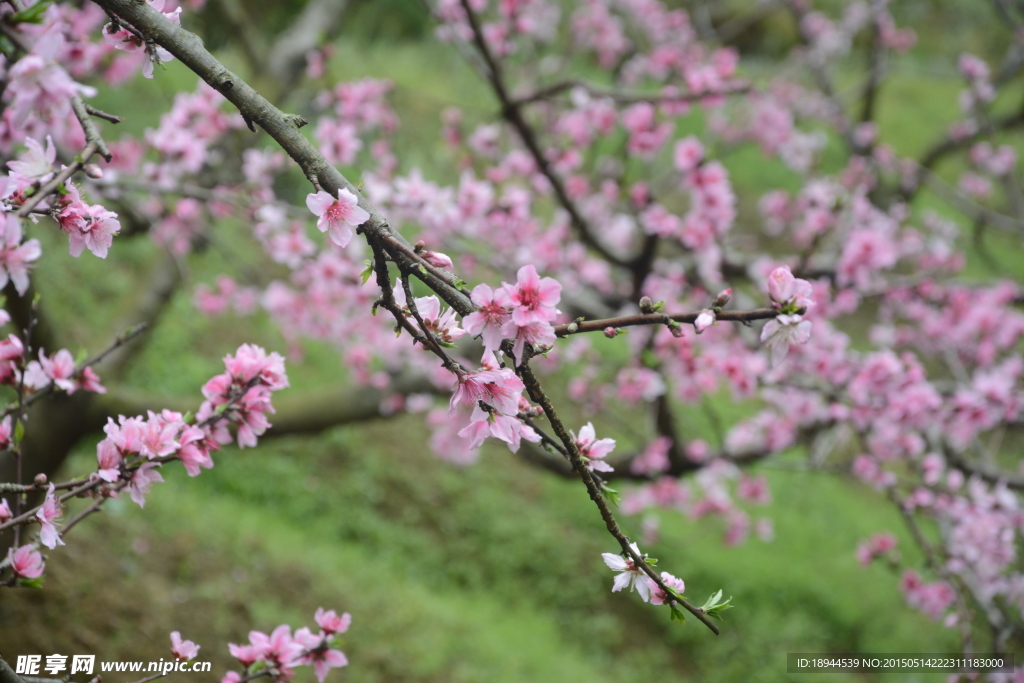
(84, 164), (104, 179)
(694, 309), (715, 334)
(712, 288), (732, 308)
(421, 250), (454, 270)
(604, 327), (618, 338)
(767, 266), (795, 305)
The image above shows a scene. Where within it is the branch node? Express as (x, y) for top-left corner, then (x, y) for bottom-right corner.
(284, 113), (309, 129)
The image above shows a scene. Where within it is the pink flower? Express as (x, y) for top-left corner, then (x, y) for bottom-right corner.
(224, 344), (289, 390)
(221, 673), (242, 683)
(766, 265), (814, 309)
(602, 542), (651, 602)
(414, 295), (466, 345)
(170, 632), (201, 661)
(6, 27), (96, 125)
(856, 533), (898, 567)
(24, 349), (76, 392)
(501, 318), (557, 364)
(35, 484), (64, 549)
(178, 426), (215, 477)
(449, 367), (525, 416)
(0, 334), (24, 362)
(72, 204), (121, 259)
(674, 136), (704, 173)
(0, 497), (12, 524)
(462, 284), (512, 354)
(574, 422), (616, 472)
(8, 544), (45, 579)
(314, 608), (351, 635)
(648, 571), (686, 605)
(0, 416), (11, 452)
(457, 406), (539, 453)
(501, 265), (561, 326)
(249, 625), (304, 672)
(630, 437), (672, 475)
(103, 0), (180, 78)
(293, 628), (348, 683)
(737, 475), (771, 505)
(127, 462), (164, 508)
(314, 118), (363, 166)
(227, 642), (262, 668)
(77, 367), (106, 394)
(7, 136), (56, 188)
(760, 314), (812, 367)
(0, 215), (42, 296)
(305, 188), (370, 248)
(96, 438), (122, 482)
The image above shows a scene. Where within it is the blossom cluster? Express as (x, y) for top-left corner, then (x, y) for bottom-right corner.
(462, 264), (562, 362)
(224, 608), (351, 683)
(602, 542), (685, 606)
(0, 344), (288, 587)
(0, 309), (106, 395)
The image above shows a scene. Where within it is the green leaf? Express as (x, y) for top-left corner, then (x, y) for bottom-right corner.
(11, 1), (51, 24)
(669, 604), (686, 623)
(700, 589), (734, 622)
(17, 576), (44, 589)
(601, 484), (620, 506)
(360, 261), (374, 285)
(13, 419), (24, 446)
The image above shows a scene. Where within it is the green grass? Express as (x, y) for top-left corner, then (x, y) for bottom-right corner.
(2, 421), (955, 682)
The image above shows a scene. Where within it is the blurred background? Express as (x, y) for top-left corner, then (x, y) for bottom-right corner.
(0, 0), (1019, 681)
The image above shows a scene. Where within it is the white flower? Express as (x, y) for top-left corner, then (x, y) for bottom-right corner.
(760, 314), (812, 367)
(601, 542), (650, 602)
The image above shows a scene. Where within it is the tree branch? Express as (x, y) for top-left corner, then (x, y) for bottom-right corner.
(456, 0), (633, 269)
(90, 0), (473, 319)
(554, 307), (778, 337)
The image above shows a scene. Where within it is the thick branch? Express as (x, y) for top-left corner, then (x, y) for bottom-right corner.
(90, 0), (473, 318)
(0, 658), (26, 683)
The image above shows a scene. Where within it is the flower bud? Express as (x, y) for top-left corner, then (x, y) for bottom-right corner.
(639, 296), (654, 313)
(84, 164), (104, 179)
(421, 250), (454, 269)
(712, 288), (732, 309)
(34, 473), (48, 487)
(604, 327), (618, 338)
(694, 309), (715, 334)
